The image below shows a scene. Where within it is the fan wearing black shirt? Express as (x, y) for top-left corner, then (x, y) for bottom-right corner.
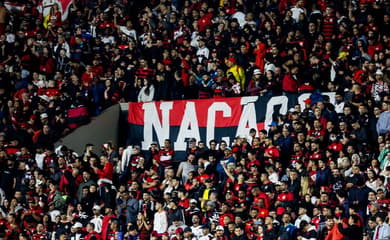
(336, 214), (363, 240)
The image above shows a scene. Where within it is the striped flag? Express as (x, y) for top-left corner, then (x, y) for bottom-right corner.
(42, 0), (73, 22)
(5, 0), (73, 22)
(4, 2), (25, 12)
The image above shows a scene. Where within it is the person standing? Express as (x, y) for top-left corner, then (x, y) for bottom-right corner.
(336, 214), (363, 240)
(153, 201), (168, 236)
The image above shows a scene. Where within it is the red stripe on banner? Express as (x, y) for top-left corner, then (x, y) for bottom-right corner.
(128, 102), (144, 124)
(257, 122), (265, 131)
(128, 98), (244, 127)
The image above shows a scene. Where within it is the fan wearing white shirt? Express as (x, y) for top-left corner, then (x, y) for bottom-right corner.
(116, 20), (138, 42)
(196, 37), (209, 63)
(153, 201), (168, 234)
(374, 214), (390, 240)
(291, 0), (306, 23)
(295, 206), (311, 228)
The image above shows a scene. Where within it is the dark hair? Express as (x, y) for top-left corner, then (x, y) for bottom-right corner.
(350, 214), (359, 224)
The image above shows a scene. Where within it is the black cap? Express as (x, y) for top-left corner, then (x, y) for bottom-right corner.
(200, 224), (209, 229)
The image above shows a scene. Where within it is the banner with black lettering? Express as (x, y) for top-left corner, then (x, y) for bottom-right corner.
(128, 93), (335, 160)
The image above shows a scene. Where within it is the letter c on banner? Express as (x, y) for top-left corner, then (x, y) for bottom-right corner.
(206, 102), (232, 147)
(264, 96), (288, 131)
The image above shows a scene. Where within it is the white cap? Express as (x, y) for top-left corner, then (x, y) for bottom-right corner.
(72, 222), (83, 229)
(253, 69), (261, 75)
(216, 225), (224, 231)
(40, 113), (48, 119)
(39, 95), (50, 103)
(375, 69), (383, 75)
(92, 205), (101, 211)
(288, 108), (297, 113)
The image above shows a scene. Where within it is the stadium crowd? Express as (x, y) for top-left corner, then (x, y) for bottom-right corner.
(0, 0), (388, 239)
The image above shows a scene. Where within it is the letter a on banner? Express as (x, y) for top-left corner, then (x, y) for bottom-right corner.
(175, 102), (201, 151)
(141, 102), (173, 149)
(236, 97), (258, 138)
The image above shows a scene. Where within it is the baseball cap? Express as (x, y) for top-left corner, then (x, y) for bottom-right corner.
(72, 222), (83, 229)
(375, 69), (383, 75)
(268, 121), (278, 127)
(216, 225), (224, 231)
(190, 199), (197, 204)
(92, 205), (101, 211)
(253, 69), (261, 75)
(176, 228), (184, 234)
(206, 201), (216, 208)
(288, 108), (297, 113)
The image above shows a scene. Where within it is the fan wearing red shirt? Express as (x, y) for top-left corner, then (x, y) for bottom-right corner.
(275, 181), (295, 208)
(92, 155), (114, 186)
(233, 189), (249, 215)
(251, 187), (271, 210)
(264, 138), (280, 164)
(31, 223), (48, 240)
(218, 203), (234, 226)
(308, 119), (326, 141)
(327, 133), (343, 152)
(290, 143), (305, 165)
(246, 151), (261, 170)
(101, 207), (116, 240)
(154, 139), (175, 170)
(81, 65), (95, 87)
(245, 208), (260, 236)
(84, 222), (101, 240)
(252, 197), (269, 220)
(309, 141), (323, 162)
(178, 189), (190, 209)
(197, 165), (210, 184)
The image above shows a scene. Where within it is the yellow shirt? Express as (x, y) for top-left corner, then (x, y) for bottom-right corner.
(227, 65), (246, 91)
(201, 188), (210, 211)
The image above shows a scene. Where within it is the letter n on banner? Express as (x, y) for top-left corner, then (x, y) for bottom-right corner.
(141, 102), (173, 149)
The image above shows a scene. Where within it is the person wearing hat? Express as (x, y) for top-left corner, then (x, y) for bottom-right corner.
(225, 56), (246, 91)
(70, 222), (85, 240)
(216, 146), (235, 184)
(90, 205), (103, 234)
(196, 36), (209, 63)
(247, 68), (270, 97)
(371, 69), (388, 102)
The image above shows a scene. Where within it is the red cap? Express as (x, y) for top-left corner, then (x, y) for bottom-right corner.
(176, 228), (183, 234)
(276, 207), (285, 215)
(226, 57), (236, 64)
(304, 98), (312, 105)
